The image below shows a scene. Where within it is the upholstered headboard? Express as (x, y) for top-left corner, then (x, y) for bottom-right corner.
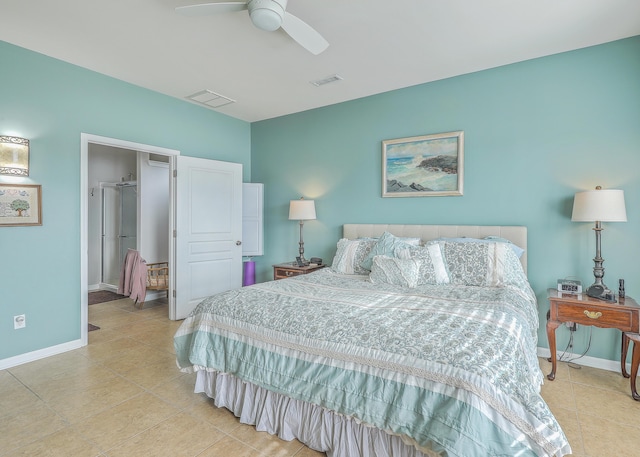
(343, 224), (527, 274)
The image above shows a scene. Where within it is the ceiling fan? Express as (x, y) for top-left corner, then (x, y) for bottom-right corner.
(176, 0), (329, 55)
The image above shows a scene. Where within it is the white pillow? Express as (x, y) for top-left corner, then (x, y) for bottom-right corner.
(402, 244), (450, 285)
(361, 231), (420, 271)
(331, 238), (377, 275)
(369, 255), (423, 288)
(432, 240), (526, 287)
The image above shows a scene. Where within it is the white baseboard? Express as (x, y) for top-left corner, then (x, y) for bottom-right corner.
(0, 339), (85, 370)
(537, 347), (636, 376)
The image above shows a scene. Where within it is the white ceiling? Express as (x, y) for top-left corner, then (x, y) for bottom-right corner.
(1, 0), (639, 122)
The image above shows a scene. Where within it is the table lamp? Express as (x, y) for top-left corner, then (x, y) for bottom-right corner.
(571, 186), (627, 296)
(289, 197), (316, 264)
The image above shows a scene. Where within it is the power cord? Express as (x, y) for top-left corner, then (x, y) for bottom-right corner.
(557, 326), (593, 368)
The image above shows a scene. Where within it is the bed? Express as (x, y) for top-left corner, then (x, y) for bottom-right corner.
(174, 224), (570, 456)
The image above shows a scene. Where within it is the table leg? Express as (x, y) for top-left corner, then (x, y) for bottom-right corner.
(622, 332), (631, 378)
(546, 319), (561, 381)
(630, 335), (640, 401)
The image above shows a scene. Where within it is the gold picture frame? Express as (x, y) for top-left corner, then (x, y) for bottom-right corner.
(0, 183), (42, 226)
(382, 131), (464, 197)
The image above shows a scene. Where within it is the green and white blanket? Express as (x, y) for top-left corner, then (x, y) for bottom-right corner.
(175, 269), (570, 456)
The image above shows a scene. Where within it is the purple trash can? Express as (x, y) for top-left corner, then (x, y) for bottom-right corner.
(243, 260), (256, 286)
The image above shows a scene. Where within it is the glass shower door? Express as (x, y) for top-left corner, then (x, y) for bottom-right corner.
(101, 183), (137, 288)
(118, 183), (137, 272)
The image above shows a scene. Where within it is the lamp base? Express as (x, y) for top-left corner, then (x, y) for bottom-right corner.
(586, 284), (616, 302)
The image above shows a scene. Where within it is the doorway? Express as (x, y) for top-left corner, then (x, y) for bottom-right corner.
(80, 133), (179, 346)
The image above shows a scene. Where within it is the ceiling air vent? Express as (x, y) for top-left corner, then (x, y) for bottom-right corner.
(186, 90), (235, 108)
(310, 74), (343, 87)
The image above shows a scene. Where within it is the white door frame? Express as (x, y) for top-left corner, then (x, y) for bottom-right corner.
(80, 133), (179, 346)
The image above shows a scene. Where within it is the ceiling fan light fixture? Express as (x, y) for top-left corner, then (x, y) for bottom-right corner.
(248, 0), (286, 31)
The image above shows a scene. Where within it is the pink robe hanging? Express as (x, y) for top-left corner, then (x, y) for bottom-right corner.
(118, 249), (148, 304)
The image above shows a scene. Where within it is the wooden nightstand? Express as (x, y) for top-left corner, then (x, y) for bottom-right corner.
(546, 288), (640, 400)
(273, 262), (326, 280)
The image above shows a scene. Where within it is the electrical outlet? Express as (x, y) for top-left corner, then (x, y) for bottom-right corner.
(565, 322), (577, 332)
(14, 314), (26, 330)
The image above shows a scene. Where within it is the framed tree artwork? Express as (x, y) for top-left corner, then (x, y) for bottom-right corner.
(382, 131), (464, 197)
(0, 183), (42, 226)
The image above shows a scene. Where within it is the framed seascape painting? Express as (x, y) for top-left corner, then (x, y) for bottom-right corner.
(0, 183), (42, 226)
(382, 131), (464, 197)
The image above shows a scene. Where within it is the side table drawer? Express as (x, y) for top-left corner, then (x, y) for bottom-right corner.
(274, 267), (303, 280)
(556, 302), (634, 331)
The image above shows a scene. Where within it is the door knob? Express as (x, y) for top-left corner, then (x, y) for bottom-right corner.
(236, 241), (242, 245)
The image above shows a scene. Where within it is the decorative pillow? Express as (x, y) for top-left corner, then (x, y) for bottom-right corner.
(369, 255), (423, 288)
(331, 238), (378, 275)
(427, 236), (525, 258)
(483, 236), (525, 258)
(361, 231), (419, 271)
(402, 244), (450, 285)
(434, 240), (526, 287)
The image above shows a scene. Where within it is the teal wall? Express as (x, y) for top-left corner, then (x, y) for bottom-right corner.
(0, 41), (250, 361)
(251, 36), (640, 362)
(2, 36), (638, 366)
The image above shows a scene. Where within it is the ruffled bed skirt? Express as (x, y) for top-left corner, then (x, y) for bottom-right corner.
(195, 371), (438, 457)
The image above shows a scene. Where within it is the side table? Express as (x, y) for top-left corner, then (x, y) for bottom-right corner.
(273, 262), (325, 280)
(546, 288), (640, 400)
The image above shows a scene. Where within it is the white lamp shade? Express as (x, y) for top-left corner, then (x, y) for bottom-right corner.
(289, 199), (316, 220)
(571, 189), (627, 222)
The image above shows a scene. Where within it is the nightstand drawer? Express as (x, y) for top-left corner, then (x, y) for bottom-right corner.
(274, 267), (304, 280)
(556, 302), (635, 331)
(273, 263), (326, 280)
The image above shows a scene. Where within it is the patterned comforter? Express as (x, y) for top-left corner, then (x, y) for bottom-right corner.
(174, 269), (570, 456)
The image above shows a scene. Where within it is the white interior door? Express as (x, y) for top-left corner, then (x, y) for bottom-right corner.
(171, 156), (243, 320)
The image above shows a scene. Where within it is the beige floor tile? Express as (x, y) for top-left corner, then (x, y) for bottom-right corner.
(73, 392), (179, 450)
(0, 370), (42, 417)
(187, 397), (244, 434)
(150, 372), (203, 410)
(572, 383), (640, 427)
(114, 351), (183, 389)
(76, 336), (149, 362)
(9, 350), (95, 383)
(579, 412), (640, 456)
(541, 378), (576, 413)
(568, 362), (631, 394)
(89, 311), (151, 331)
(198, 435), (270, 457)
(18, 364), (120, 402)
(0, 401), (68, 453)
(105, 412), (224, 457)
(4, 427), (102, 457)
(550, 407), (585, 456)
(45, 375), (144, 423)
(87, 326), (122, 345)
(118, 320), (178, 354)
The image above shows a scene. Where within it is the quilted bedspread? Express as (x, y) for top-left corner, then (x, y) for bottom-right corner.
(174, 269), (570, 456)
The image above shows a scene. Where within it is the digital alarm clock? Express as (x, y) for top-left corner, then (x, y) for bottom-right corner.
(557, 279), (582, 294)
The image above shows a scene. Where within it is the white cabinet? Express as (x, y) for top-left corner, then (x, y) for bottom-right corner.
(242, 183), (264, 256)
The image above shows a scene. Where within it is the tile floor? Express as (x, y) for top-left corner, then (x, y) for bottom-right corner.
(1, 297), (639, 456)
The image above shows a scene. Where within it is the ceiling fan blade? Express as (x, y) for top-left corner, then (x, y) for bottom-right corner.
(281, 12), (329, 55)
(175, 2), (248, 16)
